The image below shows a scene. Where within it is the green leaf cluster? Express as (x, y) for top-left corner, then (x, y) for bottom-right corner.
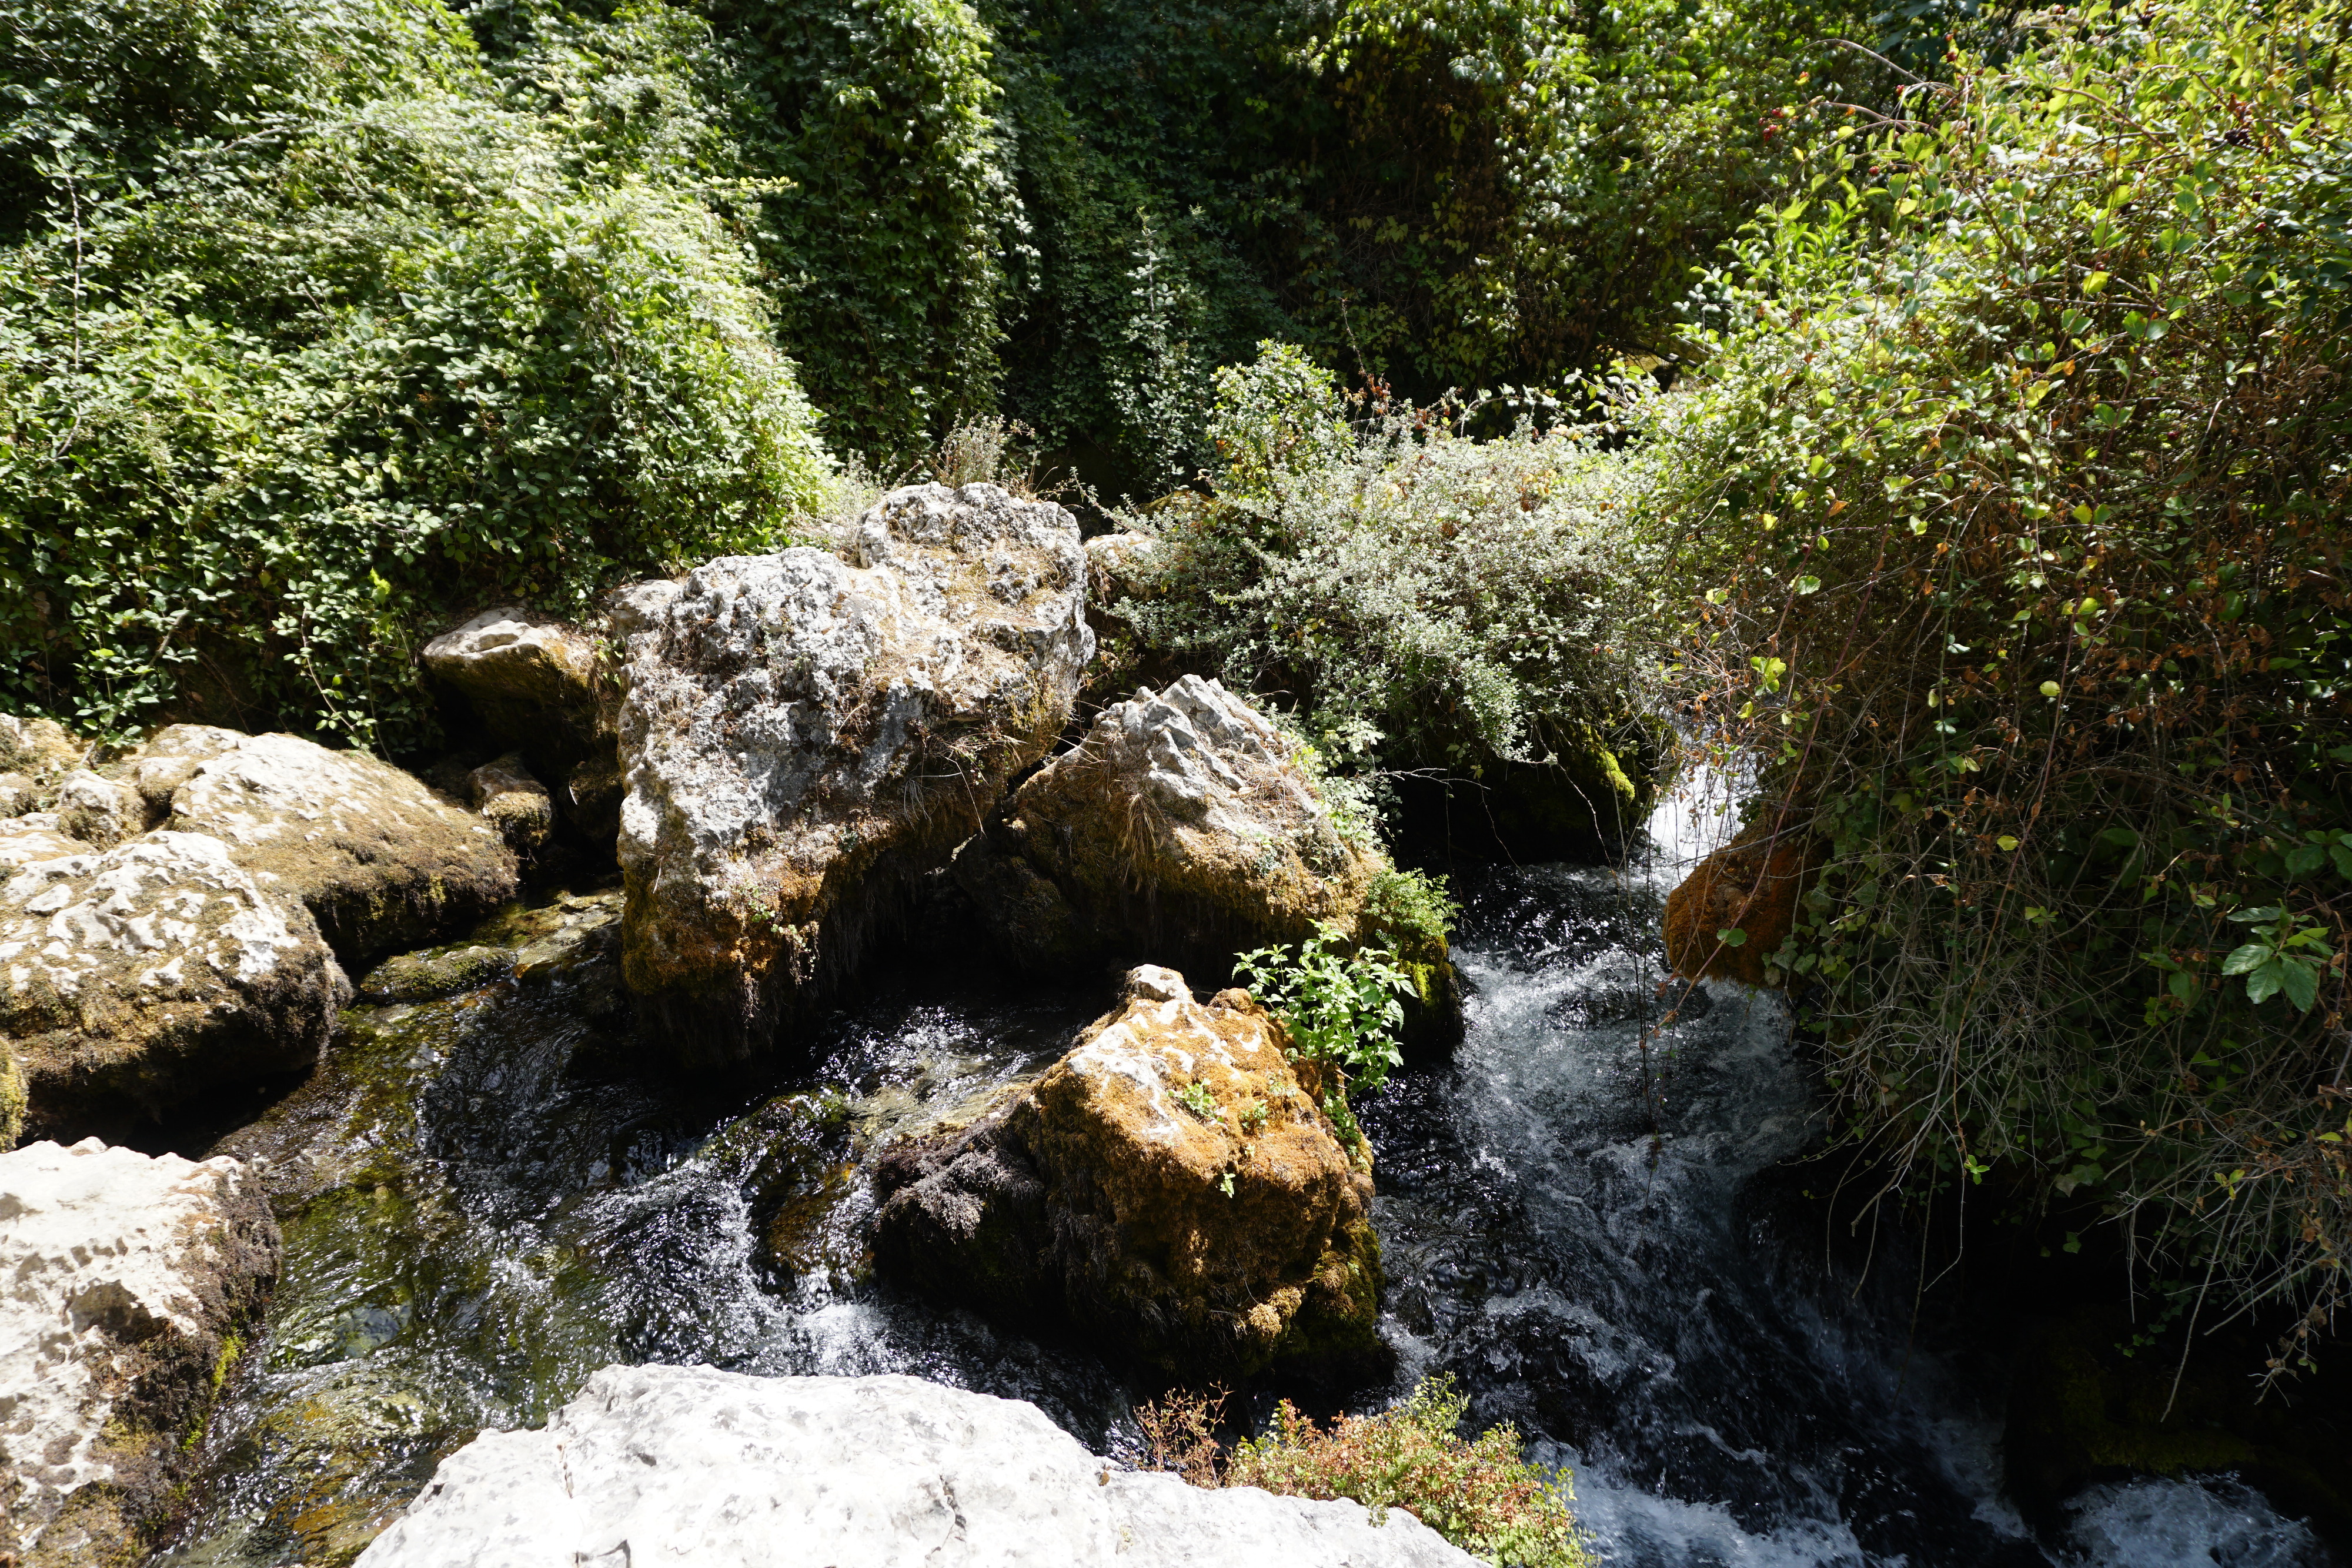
(1235, 925), (1412, 1144)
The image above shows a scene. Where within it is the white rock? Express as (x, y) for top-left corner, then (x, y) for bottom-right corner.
(161, 728), (517, 962)
(356, 1366), (1475, 1568)
(52, 768), (146, 848)
(0, 1138), (278, 1563)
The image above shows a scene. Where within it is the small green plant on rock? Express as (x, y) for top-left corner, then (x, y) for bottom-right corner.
(1172, 1080), (1221, 1120)
(1136, 1375), (1590, 1567)
(1235, 926), (1412, 1146)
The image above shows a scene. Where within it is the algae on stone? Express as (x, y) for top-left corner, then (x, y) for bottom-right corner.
(873, 965), (1383, 1378)
(161, 730), (518, 965)
(0, 833), (349, 1138)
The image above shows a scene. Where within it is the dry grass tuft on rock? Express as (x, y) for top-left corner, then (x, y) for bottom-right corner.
(1138, 1375), (1591, 1568)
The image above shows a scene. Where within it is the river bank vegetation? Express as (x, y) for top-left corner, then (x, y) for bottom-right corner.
(3, 0), (2348, 1406)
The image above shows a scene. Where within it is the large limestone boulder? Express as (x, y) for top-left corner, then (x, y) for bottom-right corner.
(615, 482), (1092, 1058)
(954, 676), (1460, 1045)
(955, 675), (1374, 971)
(355, 1366), (1475, 1568)
(422, 610), (617, 838)
(874, 966), (1381, 1378)
(157, 728), (517, 964)
(0, 831), (349, 1136)
(1662, 815), (1825, 988)
(0, 1138), (279, 1566)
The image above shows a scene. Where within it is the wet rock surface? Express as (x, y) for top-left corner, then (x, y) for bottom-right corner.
(354, 1365), (1475, 1567)
(0, 1138), (278, 1567)
(614, 482), (1091, 1059)
(1661, 814), (1823, 988)
(0, 832), (348, 1136)
(874, 965), (1381, 1379)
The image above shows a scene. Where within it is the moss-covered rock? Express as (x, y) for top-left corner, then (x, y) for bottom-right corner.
(0, 832), (349, 1139)
(614, 483), (1092, 1060)
(0, 714), (83, 784)
(465, 754), (554, 857)
(1661, 814), (1825, 988)
(0, 1034), (22, 1151)
(872, 965), (1383, 1379)
(157, 728), (518, 965)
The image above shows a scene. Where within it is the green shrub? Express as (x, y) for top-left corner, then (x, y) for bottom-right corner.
(1638, 0), (2352, 1370)
(1281, 0), (1888, 390)
(1138, 1375), (1591, 1568)
(1235, 926), (1412, 1145)
(0, 0), (834, 749)
(1120, 343), (1663, 802)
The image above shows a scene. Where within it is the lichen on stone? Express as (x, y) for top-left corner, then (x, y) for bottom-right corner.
(872, 966), (1383, 1378)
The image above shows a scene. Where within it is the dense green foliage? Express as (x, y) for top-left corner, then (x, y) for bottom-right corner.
(1119, 344), (1659, 803)
(1235, 925), (1413, 1145)
(1139, 1376), (1591, 1568)
(705, 0), (1012, 456)
(0, 0), (834, 747)
(1641, 0), (2352, 1366)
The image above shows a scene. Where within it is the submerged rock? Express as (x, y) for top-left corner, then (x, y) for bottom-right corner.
(158, 728), (518, 964)
(0, 1138), (278, 1566)
(423, 609), (617, 840)
(355, 1365), (1474, 1567)
(1662, 814), (1825, 988)
(614, 482), (1091, 1059)
(873, 965), (1381, 1378)
(0, 831), (349, 1136)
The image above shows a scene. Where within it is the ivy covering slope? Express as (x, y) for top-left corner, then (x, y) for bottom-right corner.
(1639, 0), (2352, 1369)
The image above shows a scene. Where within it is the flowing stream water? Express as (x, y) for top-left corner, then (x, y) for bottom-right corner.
(152, 792), (2340, 1567)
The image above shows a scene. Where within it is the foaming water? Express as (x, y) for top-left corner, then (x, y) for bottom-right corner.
(158, 792), (2340, 1566)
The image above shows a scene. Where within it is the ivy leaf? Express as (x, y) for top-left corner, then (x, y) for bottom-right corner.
(2286, 844), (2326, 876)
